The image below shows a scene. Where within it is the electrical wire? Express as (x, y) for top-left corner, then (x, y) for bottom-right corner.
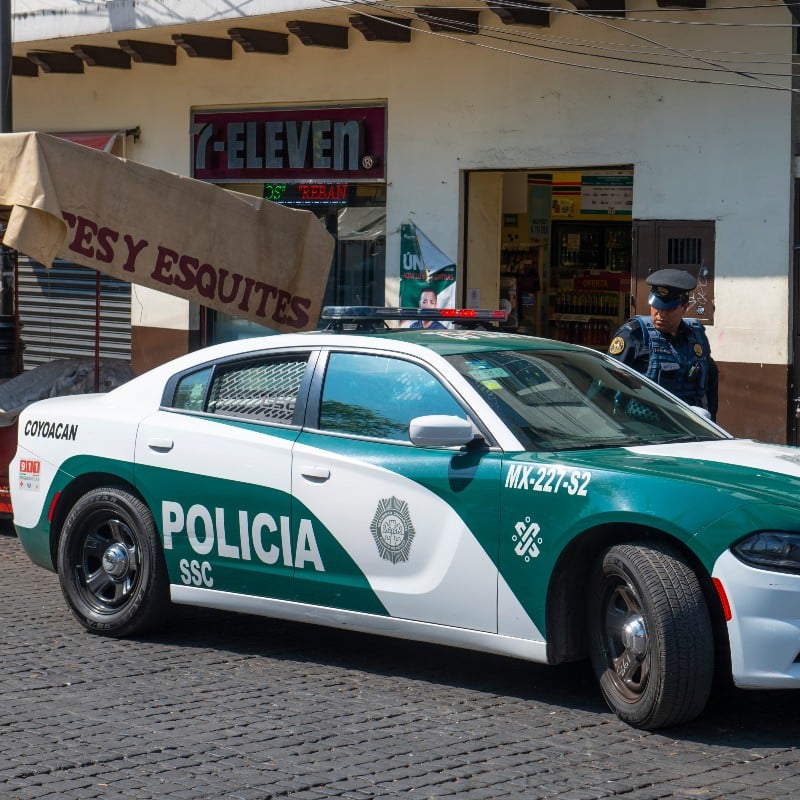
(329, 0), (800, 90)
(410, 13), (797, 77)
(367, 0), (800, 25)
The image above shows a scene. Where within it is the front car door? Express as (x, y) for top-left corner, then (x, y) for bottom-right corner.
(292, 348), (502, 633)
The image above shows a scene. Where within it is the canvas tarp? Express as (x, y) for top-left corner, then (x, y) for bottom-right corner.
(0, 358), (135, 425)
(0, 131), (335, 332)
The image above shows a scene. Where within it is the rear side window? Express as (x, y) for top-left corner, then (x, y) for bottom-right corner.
(171, 355), (310, 424)
(172, 367), (212, 411)
(318, 352), (465, 441)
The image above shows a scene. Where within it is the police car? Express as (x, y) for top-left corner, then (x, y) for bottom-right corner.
(10, 307), (800, 730)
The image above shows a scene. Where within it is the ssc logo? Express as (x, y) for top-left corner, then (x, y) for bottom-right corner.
(609, 336), (625, 355)
(513, 517), (542, 562)
(370, 497), (415, 564)
(693, 343), (704, 357)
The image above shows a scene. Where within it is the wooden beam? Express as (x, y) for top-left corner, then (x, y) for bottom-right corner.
(487, 1), (551, 27)
(349, 15), (412, 43)
(118, 39), (177, 66)
(655, 0), (706, 7)
(12, 56), (38, 77)
(228, 28), (289, 55)
(415, 8), (481, 34)
(171, 33), (232, 60)
(25, 51), (84, 74)
(286, 21), (349, 49)
(71, 44), (131, 69)
(571, 0), (626, 17)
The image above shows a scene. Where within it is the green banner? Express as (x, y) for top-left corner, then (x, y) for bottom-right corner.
(399, 223), (456, 310)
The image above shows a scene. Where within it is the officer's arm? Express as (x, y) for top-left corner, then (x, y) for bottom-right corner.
(707, 356), (719, 422)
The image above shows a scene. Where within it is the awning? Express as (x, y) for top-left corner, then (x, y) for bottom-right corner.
(51, 131), (122, 152)
(0, 131), (335, 333)
(51, 128), (141, 152)
(337, 207), (385, 241)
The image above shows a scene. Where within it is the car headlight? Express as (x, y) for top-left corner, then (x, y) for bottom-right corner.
(732, 531), (800, 573)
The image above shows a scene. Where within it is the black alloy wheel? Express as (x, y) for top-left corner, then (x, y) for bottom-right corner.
(57, 487), (169, 637)
(587, 541), (714, 729)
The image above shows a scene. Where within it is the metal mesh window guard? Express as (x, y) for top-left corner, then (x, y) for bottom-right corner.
(207, 357), (308, 423)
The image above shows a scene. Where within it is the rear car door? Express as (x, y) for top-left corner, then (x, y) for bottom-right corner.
(292, 348), (502, 632)
(134, 349), (314, 598)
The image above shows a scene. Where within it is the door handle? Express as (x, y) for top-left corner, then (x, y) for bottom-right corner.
(300, 466), (331, 482)
(147, 438), (174, 452)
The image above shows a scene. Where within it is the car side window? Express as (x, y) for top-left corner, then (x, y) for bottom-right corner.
(319, 352), (466, 441)
(172, 356), (309, 424)
(172, 366), (213, 411)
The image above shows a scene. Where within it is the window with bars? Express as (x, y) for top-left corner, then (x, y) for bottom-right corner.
(666, 236), (702, 267)
(633, 220), (715, 324)
(172, 355), (310, 424)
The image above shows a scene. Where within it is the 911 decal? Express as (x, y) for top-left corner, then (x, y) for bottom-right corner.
(505, 463), (591, 496)
(17, 459), (41, 492)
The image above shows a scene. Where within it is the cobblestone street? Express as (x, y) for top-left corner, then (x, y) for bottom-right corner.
(1, 528), (799, 800)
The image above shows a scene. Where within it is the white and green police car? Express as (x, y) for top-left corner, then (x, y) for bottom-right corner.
(10, 307), (800, 729)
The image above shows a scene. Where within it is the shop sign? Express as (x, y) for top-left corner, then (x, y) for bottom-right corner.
(0, 132), (334, 334)
(574, 272), (628, 291)
(192, 105), (386, 182)
(580, 173), (633, 217)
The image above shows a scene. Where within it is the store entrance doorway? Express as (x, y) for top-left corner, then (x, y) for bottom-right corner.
(464, 167), (633, 350)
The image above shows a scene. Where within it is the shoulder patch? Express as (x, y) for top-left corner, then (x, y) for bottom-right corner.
(609, 336), (626, 356)
(693, 343), (704, 357)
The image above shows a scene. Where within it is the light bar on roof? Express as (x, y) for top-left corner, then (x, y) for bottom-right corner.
(320, 306), (508, 323)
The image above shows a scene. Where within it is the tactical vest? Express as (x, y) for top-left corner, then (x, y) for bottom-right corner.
(635, 316), (710, 409)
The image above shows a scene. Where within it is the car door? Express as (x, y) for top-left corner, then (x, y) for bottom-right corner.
(291, 348), (502, 632)
(134, 350), (314, 599)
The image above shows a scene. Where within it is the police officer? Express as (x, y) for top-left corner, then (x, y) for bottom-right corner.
(608, 268), (718, 420)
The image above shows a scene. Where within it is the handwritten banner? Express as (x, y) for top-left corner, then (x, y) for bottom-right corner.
(0, 132), (334, 332)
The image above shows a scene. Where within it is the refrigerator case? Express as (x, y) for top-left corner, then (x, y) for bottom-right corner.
(499, 245), (542, 333)
(548, 222), (631, 347)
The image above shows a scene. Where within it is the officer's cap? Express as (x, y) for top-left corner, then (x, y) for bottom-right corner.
(646, 268), (696, 311)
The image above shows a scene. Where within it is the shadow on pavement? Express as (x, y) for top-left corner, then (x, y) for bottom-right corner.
(145, 602), (800, 744)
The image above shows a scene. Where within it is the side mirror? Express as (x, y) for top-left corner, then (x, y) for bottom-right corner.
(409, 415), (476, 448)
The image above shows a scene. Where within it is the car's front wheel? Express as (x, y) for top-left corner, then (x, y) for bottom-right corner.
(587, 542), (713, 729)
(57, 487), (169, 637)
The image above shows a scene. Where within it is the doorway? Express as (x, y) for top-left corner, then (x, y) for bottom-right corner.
(464, 167), (634, 349)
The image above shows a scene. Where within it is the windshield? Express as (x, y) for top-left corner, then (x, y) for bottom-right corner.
(445, 348), (727, 452)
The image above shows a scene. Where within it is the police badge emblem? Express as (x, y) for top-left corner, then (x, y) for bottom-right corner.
(370, 497), (415, 564)
(693, 343), (704, 357)
(609, 336), (625, 356)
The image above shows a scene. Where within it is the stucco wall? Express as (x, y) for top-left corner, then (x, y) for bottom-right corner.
(10, 1), (795, 367)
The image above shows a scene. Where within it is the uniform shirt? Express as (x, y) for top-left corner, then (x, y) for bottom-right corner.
(609, 317), (719, 421)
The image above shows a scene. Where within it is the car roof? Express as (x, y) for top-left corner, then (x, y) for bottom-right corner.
(117, 327), (584, 398)
(332, 327), (578, 356)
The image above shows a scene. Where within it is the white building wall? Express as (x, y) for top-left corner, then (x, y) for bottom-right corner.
(10, 1), (795, 366)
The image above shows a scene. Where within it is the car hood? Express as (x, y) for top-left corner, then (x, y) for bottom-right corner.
(607, 438), (800, 507)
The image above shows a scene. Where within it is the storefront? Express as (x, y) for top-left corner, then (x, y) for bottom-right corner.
(189, 103), (387, 344)
(7, 0), (797, 443)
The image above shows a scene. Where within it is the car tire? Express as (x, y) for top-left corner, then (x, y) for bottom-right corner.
(57, 487), (170, 637)
(587, 542), (713, 730)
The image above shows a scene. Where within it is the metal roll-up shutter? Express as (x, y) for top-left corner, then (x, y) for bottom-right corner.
(17, 256), (132, 371)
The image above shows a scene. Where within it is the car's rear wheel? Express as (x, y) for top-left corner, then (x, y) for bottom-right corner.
(57, 487), (169, 637)
(587, 542), (713, 729)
